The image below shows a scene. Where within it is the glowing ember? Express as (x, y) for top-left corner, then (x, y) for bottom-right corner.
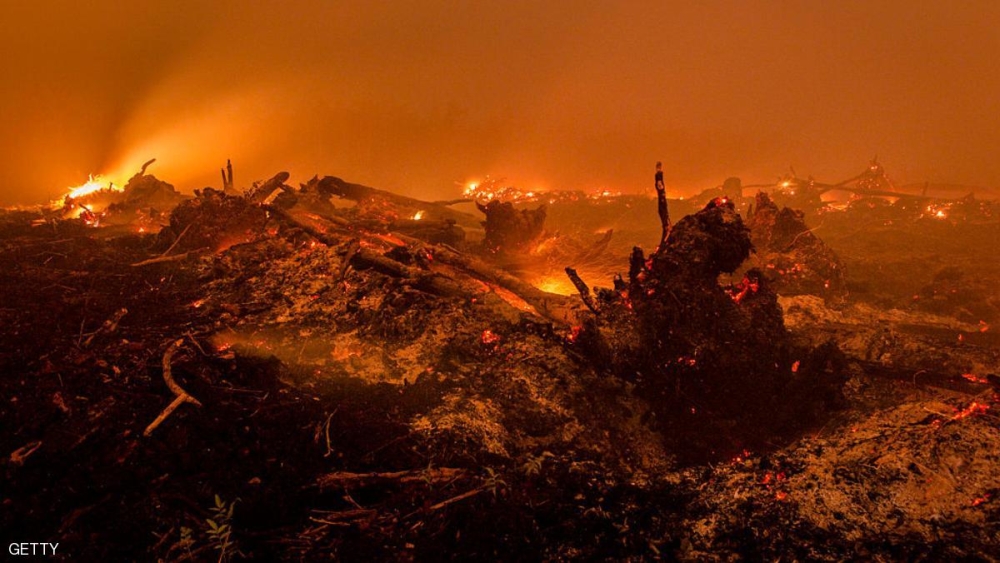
(567, 325), (583, 343)
(731, 449), (752, 464)
(480, 329), (502, 345)
(950, 401), (989, 421)
(923, 203), (952, 220)
(729, 274), (760, 303)
(971, 494), (992, 507)
(411, 210), (425, 220)
(961, 373), (989, 384)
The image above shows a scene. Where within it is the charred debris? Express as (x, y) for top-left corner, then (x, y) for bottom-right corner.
(2, 160), (999, 560)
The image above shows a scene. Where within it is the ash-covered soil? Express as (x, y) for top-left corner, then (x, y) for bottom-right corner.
(1, 188), (999, 561)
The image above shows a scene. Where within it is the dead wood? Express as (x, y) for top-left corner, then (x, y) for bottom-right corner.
(337, 240), (360, 282)
(857, 360), (990, 395)
(267, 204), (573, 319)
(248, 171), (292, 202)
(412, 238), (578, 322)
(565, 267), (599, 314)
(428, 486), (489, 512)
(315, 176), (481, 229)
(316, 467), (466, 489)
(160, 222), (192, 257)
(9, 440), (43, 466)
(143, 339), (202, 437)
(138, 158), (156, 176)
(82, 308), (128, 348)
(130, 248), (209, 267)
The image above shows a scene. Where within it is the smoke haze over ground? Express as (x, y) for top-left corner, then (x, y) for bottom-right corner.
(1, 0), (998, 205)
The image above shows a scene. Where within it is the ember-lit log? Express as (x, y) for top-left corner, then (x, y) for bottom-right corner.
(247, 171), (292, 202)
(565, 267), (599, 314)
(315, 176), (482, 229)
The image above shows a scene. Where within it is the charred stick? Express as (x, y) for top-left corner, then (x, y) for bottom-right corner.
(428, 486), (490, 512)
(138, 158), (156, 176)
(565, 267), (599, 314)
(82, 307), (128, 348)
(131, 248), (209, 267)
(316, 467), (466, 489)
(160, 222), (193, 257)
(144, 339), (202, 437)
(338, 240), (360, 281)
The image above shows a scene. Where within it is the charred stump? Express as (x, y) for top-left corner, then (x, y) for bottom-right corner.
(576, 198), (846, 461)
(477, 200), (546, 255)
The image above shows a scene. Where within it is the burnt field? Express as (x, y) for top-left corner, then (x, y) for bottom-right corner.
(2, 170), (999, 561)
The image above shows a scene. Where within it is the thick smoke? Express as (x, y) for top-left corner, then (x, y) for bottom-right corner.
(1, 1), (998, 205)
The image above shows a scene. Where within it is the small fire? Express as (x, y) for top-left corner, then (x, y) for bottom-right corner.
(971, 494), (992, 507)
(51, 174), (126, 222)
(66, 175), (116, 200)
(923, 203), (952, 220)
(411, 210), (425, 221)
(463, 176), (538, 203)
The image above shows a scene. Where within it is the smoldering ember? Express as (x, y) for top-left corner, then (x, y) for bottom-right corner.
(1, 158), (999, 561)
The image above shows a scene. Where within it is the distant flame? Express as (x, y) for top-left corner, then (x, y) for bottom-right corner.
(51, 174), (126, 219)
(67, 175), (113, 199)
(411, 210), (425, 221)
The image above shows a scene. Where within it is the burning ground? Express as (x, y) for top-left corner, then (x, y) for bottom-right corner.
(1, 166), (999, 560)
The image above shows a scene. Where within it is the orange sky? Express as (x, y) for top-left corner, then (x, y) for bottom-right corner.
(1, 1), (998, 205)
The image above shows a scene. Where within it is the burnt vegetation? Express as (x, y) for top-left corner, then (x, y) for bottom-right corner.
(2, 161), (999, 560)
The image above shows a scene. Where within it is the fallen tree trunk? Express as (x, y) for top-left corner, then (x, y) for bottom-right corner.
(315, 176), (481, 229)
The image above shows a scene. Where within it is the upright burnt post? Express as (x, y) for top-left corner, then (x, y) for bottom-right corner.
(655, 161), (670, 250)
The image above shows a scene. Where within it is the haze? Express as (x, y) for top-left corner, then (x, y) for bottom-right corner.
(1, 0), (998, 205)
